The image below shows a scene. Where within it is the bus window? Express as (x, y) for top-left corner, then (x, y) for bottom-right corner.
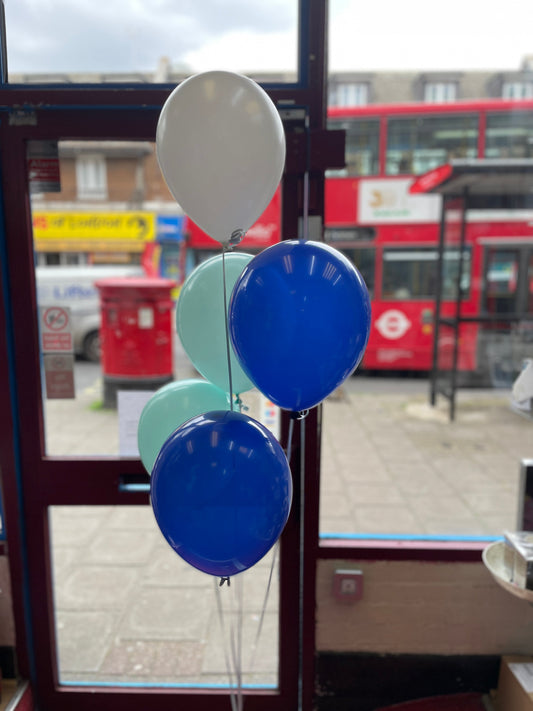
(338, 246), (375, 297)
(386, 115), (478, 175)
(327, 118), (379, 176)
(382, 247), (471, 300)
(485, 111), (533, 158)
(441, 248), (471, 300)
(483, 248), (520, 314)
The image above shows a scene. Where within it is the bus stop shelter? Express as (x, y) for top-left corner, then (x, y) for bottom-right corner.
(410, 158), (533, 420)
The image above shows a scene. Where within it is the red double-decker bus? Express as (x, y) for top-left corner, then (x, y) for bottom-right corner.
(325, 98), (533, 372)
(183, 98), (533, 374)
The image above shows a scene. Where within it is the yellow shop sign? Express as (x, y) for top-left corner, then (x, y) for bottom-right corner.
(33, 212), (156, 242)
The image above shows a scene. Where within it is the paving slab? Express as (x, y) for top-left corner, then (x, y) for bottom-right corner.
(44, 367), (533, 686)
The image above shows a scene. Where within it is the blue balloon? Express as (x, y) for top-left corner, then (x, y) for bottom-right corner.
(229, 240), (371, 412)
(137, 379), (230, 474)
(150, 410), (292, 577)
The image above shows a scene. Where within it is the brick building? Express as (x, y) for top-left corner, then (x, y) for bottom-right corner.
(24, 55), (533, 268)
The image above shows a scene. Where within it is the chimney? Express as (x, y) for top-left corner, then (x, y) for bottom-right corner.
(155, 56), (170, 83)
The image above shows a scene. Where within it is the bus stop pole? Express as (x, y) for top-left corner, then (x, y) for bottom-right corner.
(430, 195), (448, 406)
(449, 188), (469, 421)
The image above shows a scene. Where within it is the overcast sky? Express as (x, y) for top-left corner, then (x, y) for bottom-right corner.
(4, 0), (533, 77)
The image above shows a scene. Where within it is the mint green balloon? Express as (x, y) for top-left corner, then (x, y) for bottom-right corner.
(137, 379), (229, 473)
(176, 252), (254, 395)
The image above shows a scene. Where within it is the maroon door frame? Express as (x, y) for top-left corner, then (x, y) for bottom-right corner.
(0, 103), (294, 711)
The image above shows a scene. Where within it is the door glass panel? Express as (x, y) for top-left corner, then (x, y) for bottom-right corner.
(34, 137), (283, 688)
(31, 139), (280, 457)
(5, 2), (299, 82)
(50, 506), (279, 687)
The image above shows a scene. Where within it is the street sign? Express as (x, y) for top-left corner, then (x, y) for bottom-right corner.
(40, 306), (74, 353)
(43, 354), (75, 399)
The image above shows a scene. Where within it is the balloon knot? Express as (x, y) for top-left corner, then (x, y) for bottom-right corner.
(290, 409), (309, 420)
(235, 395), (248, 412)
(228, 229), (245, 246)
(219, 576), (231, 587)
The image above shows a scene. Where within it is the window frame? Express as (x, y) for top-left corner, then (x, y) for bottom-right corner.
(502, 81), (533, 100)
(329, 81), (369, 107)
(424, 81), (457, 103)
(75, 153), (108, 200)
(0, 2), (331, 708)
(385, 112), (479, 175)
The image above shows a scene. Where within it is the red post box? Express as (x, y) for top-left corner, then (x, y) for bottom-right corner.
(95, 277), (176, 408)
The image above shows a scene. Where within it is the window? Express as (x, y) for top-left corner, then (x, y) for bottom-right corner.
(485, 111), (533, 158)
(484, 248), (521, 314)
(424, 82), (457, 103)
(502, 81), (533, 100)
(338, 247), (375, 298)
(4, 1), (300, 83)
(40, 252), (87, 266)
(329, 82), (368, 107)
(386, 114), (478, 175)
(327, 118), (379, 176)
(382, 247), (471, 300)
(76, 155), (108, 200)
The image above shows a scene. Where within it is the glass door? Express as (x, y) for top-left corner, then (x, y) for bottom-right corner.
(0, 101), (300, 711)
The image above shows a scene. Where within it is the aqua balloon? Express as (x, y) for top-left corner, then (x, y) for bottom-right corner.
(229, 240), (371, 412)
(176, 252), (254, 395)
(151, 410), (292, 577)
(137, 379), (229, 474)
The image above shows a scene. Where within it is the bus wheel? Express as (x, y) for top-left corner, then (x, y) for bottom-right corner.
(83, 330), (101, 362)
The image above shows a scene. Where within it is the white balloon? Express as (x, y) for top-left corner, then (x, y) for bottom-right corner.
(156, 70), (286, 247)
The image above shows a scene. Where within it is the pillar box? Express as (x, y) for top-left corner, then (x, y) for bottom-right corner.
(95, 277), (176, 408)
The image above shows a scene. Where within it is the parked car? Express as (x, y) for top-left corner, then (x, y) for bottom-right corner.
(35, 265), (144, 361)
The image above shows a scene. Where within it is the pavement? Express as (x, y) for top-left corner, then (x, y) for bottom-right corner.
(42, 345), (533, 688)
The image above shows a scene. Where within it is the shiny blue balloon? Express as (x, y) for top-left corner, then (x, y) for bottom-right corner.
(150, 410), (292, 577)
(229, 240), (371, 412)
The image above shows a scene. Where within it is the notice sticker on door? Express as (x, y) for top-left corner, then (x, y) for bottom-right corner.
(43, 353), (75, 399)
(27, 140), (61, 193)
(40, 306), (73, 353)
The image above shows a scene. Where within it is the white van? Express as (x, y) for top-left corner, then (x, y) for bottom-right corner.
(35, 265), (144, 361)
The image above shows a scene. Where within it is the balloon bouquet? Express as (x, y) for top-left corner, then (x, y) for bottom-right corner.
(138, 70), (371, 583)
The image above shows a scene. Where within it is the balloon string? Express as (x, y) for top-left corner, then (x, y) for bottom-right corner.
(302, 170), (309, 241)
(302, 113), (310, 241)
(222, 247), (235, 410)
(286, 410), (308, 462)
(286, 417), (295, 463)
(214, 579), (239, 711)
(229, 574), (244, 711)
(298, 413), (306, 711)
(248, 541), (279, 675)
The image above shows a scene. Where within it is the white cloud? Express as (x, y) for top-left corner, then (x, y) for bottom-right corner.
(184, 29), (298, 74)
(4, 0), (533, 76)
(329, 0), (533, 71)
